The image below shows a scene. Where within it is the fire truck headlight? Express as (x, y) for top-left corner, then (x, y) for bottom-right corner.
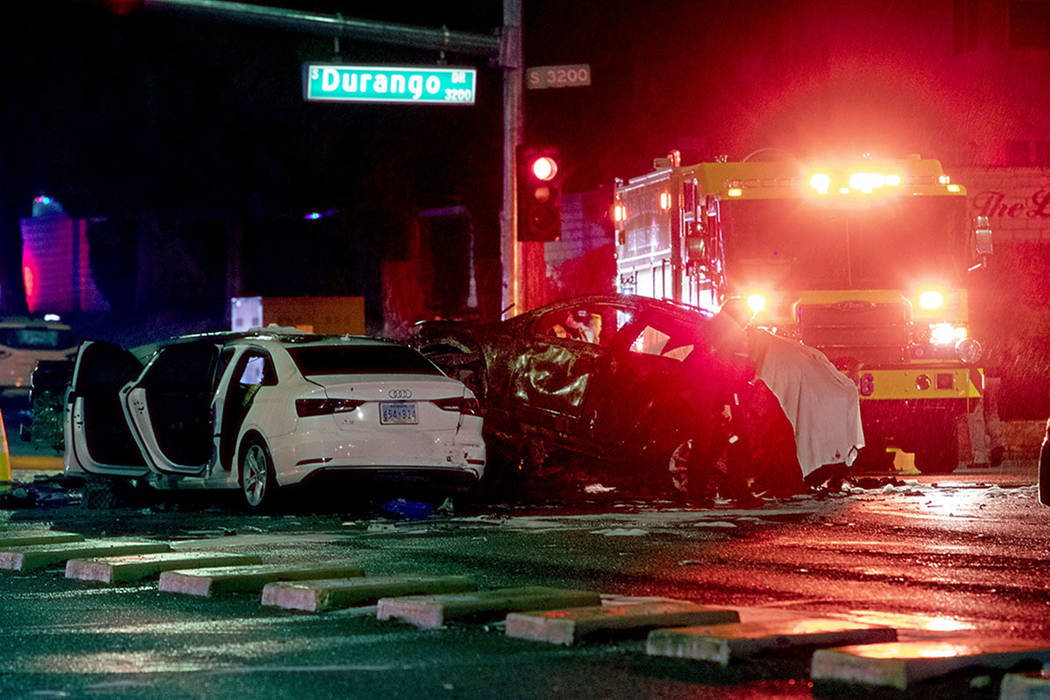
(918, 289), (945, 310)
(809, 173), (831, 195)
(956, 338), (983, 364)
(746, 293), (767, 314)
(929, 323), (956, 345)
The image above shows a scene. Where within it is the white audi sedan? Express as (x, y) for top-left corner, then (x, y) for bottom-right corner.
(64, 328), (486, 510)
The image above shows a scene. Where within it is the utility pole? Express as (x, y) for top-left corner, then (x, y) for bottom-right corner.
(500, 0), (523, 318)
(140, 0), (523, 319)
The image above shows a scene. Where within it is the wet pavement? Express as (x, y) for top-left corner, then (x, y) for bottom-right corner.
(0, 460), (1047, 698)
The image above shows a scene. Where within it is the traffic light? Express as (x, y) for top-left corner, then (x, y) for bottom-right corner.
(517, 145), (562, 242)
(105, 0), (143, 15)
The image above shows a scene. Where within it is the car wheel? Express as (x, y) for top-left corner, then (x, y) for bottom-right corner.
(913, 414), (959, 474)
(658, 419), (726, 502)
(668, 436), (726, 501)
(667, 437), (693, 494)
(913, 449), (957, 474)
(240, 436), (278, 512)
(81, 477), (140, 510)
(852, 434), (896, 473)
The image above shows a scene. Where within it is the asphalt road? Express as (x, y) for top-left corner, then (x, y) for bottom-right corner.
(0, 461), (1047, 699)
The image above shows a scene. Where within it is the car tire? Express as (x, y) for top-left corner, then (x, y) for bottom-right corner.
(667, 436), (694, 495)
(913, 414), (959, 474)
(914, 452), (957, 474)
(853, 436), (896, 473)
(656, 412), (726, 502)
(240, 436), (278, 512)
(82, 477), (139, 510)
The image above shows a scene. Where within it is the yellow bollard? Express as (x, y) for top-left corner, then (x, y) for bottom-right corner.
(892, 449), (918, 475)
(0, 409), (10, 489)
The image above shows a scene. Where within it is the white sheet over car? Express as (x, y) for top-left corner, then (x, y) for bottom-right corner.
(749, 328), (865, 476)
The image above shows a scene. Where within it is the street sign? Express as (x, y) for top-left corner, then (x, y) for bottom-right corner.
(303, 64), (476, 105)
(526, 64), (591, 90)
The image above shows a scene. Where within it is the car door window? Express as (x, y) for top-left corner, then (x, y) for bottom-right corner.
(631, 325), (696, 362)
(535, 304), (630, 348)
(220, 349), (276, 469)
(240, 355), (266, 386)
(138, 342), (219, 466)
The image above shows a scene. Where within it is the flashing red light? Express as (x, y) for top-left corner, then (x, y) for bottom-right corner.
(531, 156), (558, 182)
(516, 145), (563, 241)
(107, 0), (143, 16)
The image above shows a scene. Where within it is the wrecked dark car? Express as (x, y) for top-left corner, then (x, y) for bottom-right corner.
(410, 295), (766, 498)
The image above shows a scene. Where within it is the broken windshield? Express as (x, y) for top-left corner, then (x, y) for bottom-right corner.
(720, 197), (968, 290)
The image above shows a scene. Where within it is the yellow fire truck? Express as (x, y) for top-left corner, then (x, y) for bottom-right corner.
(614, 152), (991, 473)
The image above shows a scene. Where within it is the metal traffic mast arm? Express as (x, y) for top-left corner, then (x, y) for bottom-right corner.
(137, 0), (524, 318)
(142, 0), (501, 58)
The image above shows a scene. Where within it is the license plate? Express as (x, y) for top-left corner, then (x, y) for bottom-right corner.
(380, 401), (417, 425)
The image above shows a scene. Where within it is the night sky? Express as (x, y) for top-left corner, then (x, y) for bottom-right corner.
(0, 1), (1020, 328)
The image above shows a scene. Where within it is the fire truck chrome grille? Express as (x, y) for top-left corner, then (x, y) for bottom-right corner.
(797, 302), (910, 362)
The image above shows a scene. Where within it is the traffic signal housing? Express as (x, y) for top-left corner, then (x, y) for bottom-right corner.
(517, 145), (562, 241)
(106, 0), (144, 15)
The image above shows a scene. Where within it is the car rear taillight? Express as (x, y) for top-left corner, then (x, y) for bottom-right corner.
(295, 398), (365, 417)
(432, 397), (480, 416)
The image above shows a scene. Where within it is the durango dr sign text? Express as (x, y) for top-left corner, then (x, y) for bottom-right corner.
(303, 64), (477, 105)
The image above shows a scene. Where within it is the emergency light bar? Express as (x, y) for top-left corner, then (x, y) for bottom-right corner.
(810, 171), (904, 195)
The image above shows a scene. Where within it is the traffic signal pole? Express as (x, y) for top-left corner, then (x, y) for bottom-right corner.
(138, 0), (525, 318)
(501, 0), (524, 318)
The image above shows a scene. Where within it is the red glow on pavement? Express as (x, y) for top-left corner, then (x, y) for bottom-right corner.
(843, 610), (973, 632)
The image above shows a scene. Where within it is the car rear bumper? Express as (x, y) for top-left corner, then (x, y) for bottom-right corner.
(270, 418), (485, 485)
(297, 465), (483, 496)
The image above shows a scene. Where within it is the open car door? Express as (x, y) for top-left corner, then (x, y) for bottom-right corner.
(121, 340), (223, 478)
(67, 340), (149, 478)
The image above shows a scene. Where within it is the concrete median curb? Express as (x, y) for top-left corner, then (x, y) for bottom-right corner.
(66, 551), (263, 584)
(262, 574), (478, 612)
(647, 617), (898, 666)
(159, 561), (366, 597)
(1001, 670), (1050, 699)
(0, 540), (172, 572)
(0, 530), (83, 547)
(377, 586), (602, 629)
(507, 601), (739, 646)
(811, 637), (1050, 691)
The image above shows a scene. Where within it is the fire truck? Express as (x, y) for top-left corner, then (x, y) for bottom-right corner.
(613, 151), (992, 473)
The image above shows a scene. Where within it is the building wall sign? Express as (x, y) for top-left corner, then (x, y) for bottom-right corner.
(955, 167), (1050, 240)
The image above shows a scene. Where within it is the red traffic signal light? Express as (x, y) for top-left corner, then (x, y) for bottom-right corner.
(106, 0), (144, 15)
(531, 156), (558, 182)
(517, 145), (562, 242)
